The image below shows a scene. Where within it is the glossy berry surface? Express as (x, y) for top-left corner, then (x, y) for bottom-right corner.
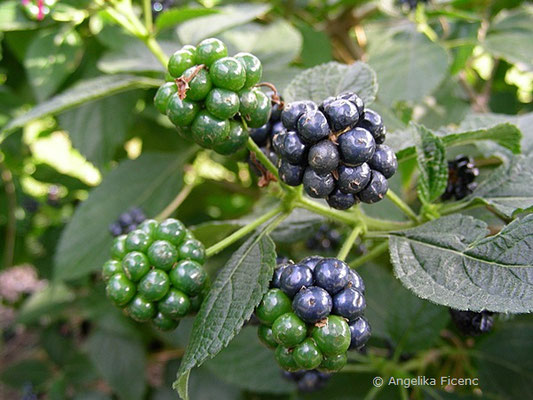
(111, 235), (128, 260)
(127, 295), (156, 322)
(191, 110), (229, 148)
(347, 269), (365, 293)
(357, 170), (388, 204)
(138, 269), (170, 302)
(205, 88), (240, 120)
(299, 256), (323, 271)
(234, 52), (262, 87)
(102, 260), (121, 281)
(323, 99), (360, 132)
(442, 155), (479, 201)
(303, 169), (335, 198)
(279, 264), (314, 297)
(337, 127), (375, 166)
(125, 230), (152, 253)
(122, 251), (150, 282)
(271, 263), (291, 288)
(182, 67), (212, 101)
(280, 131), (308, 165)
(281, 101), (317, 131)
(255, 289), (293, 325)
(308, 140), (339, 174)
(147, 240), (178, 271)
(158, 288), (191, 319)
(178, 239), (206, 264)
(292, 286), (332, 323)
(272, 312), (307, 347)
(348, 316), (372, 350)
(169, 260), (208, 296)
(156, 218), (186, 245)
(312, 315), (351, 356)
(106, 273), (136, 306)
(279, 160), (305, 186)
(168, 48), (196, 78)
(368, 145), (398, 179)
(358, 109), (385, 144)
(154, 82), (178, 114)
(209, 57), (246, 91)
(152, 312), (180, 331)
(293, 338), (323, 369)
(314, 258), (350, 295)
(195, 38), (228, 66)
(320, 353), (347, 372)
(297, 110), (330, 144)
(244, 90), (272, 129)
(167, 95), (200, 127)
(333, 287), (366, 321)
(258, 325), (278, 349)
(449, 309), (494, 336)
(275, 346), (299, 371)
(327, 189), (357, 210)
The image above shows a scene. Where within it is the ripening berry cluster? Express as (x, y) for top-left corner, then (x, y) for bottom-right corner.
(154, 38), (272, 155)
(102, 218), (209, 331)
(255, 256), (371, 373)
(449, 309), (494, 336)
(108, 207), (146, 237)
(282, 369), (331, 392)
(442, 155), (479, 201)
(272, 93), (398, 210)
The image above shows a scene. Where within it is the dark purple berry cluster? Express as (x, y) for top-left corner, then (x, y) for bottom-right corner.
(282, 369), (331, 392)
(306, 224), (342, 253)
(249, 100), (284, 169)
(442, 155), (479, 201)
(273, 93), (397, 209)
(108, 207), (147, 237)
(255, 256), (370, 373)
(449, 309), (494, 336)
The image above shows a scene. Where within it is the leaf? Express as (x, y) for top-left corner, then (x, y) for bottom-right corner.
(483, 6), (533, 71)
(283, 61), (378, 105)
(17, 282), (75, 324)
(177, 3), (271, 45)
(190, 221), (242, 248)
(97, 41), (176, 74)
(473, 154), (533, 218)
(389, 214), (533, 313)
(156, 7), (220, 31)
(0, 359), (52, 389)
(24, 28), (84, 101)
(58, 91), (140, 169)
(367, 24), (449, 106)
(1, 75), (161, 139)
(174, 228), (277, 400)
(0, 0), (38, 31)
(414, 124), (448, 204)
(54, 152), (190, 281)
(205, 327), (293, 394)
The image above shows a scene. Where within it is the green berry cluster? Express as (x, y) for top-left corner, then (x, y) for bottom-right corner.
(154, 38), (272, 155)
(102, 218), (209, 331)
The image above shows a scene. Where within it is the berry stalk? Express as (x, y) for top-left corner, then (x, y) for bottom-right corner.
(386, 189), (419, 222)
(336, 225), (364, 261)
(348, 241), (388, 269)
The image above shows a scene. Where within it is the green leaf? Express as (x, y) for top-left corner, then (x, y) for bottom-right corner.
(190, 221), (242, 248)
(483, 6), (533, 71)
(58, 91), (140, 169)
(97, 41), (176, 74)
(205, 327), (293, 394)
(367, 24), (449, 106)
(0, 0), (38, 31)
(1, 74), (161, 139)
(296, 21), (333, 68)
(174, 228), (277, 400)
(283, 61), (378, 105)
(17, 282), (75, 324)
(54, 152), (190, 281)
(473, 154), (533, 218)
(414, 124), (448, 204)
(0, 359), (52, 389)
(24, 28), (83, 101)
(271, 208), (325, 243)
(177, 3), (271, 45)
(389, 214), (533, 313)
(155, 7), (220, 31)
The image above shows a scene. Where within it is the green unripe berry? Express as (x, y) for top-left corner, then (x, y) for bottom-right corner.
(138, 219), (159, 238)
(258, 325), (278, 349)
(234, 52), (262, 88)
(165, 72), (174, 82)
(238, 88), (258, 115)
(147, 240), (178, 271)
(245, 89), (272, 128)
(102, 260), (121, 281)
(210, 57), (246, 91)
(176, 126), (192, 141)
(255, 289), (292, 326)
(152, 312), (180, 331)
(122, 251), (150, 282)
(106, 273), (136, 306)
(178, 239), (206, 264)
(111, 235), (128, 260)
(125, 229), (152, 253)
(126, 295), (156, 322)
(195, 38), (227, 67)
(156, 218), (186, 246)
(212, 120), (249, 155)
(154, 82), (178, 114)
(158, 288), (191, 319)
(182, 67), (212, 101)
(319, 353), (347, 372)
(191, 110), (229, 149)
(274, 346), (299, 372)
(272, 312), (307, 347)
(312, 315), (351, 356)
(167, 94), (200, 127)
(169, 260), (208, 296)
(206, 88), (240, 120)
(181, 45), (196, 53)
(293, 338), (323, 370)
(168, 48), (196, 78)
(138, 269), (170, 302)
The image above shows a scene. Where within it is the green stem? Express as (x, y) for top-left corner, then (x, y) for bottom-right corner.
(337, 225), (364, 261)
(142, 0), (153, 33)
(349, 240), (389, 269)
(205, 204), (285, 257)
(362, 214), (414, 231)
(246, 137), (280, 180)
(144, 36), (169, 67)
(155, 181), (196, 221)
(386, 190), (419, 222)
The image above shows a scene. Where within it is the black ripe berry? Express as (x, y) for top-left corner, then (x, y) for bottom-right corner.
(449, 309), (494, 336)
(280, 131), (308, 165)
(323, 99), (360, 132)
(368, 145), (398, 179)
(327, 189), (357, 210)
(297, 110), (330, 144)
(442, 155), (479, 201)
(357, 170), (389, 204)
(337, 164), (371, 194)
(279, 160), (305, 186)
(358, 109), (385, 144)
(337, 127), (376, 167)
(308, 140), (339, 174)
(303, 168), (335, 198)
(281, 101), (317, 131)
(109, 207), (147, 237)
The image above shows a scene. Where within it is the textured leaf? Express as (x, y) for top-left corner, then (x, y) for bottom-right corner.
(414, 124), (448, 204)
(473, 154), (533, 218)
(54, 152), (190, 280)
(58, 91), (140, 169)
(389, 214), (533, 313)
(1, 75), (161, 139)
(283, 61), (378, 105)
(177, 4), (271, 45)
(24, 28), (83, 101)
(205, 327), (293, 394)
(155, 7), (220, 31)
(174, 229), (277, 400)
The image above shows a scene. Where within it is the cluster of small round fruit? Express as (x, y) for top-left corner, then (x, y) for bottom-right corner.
(102, 218), (209, 330)
(21, 0), (56, 21)
(108, 207), (147, 237)
(272, 93), (397, 210)
(442, 155), (479, 201)
(449, 309), (494, 336)
(255, 256), (371, 373)
(249, 100), (284, 169)
(282, 369), (331, 392)
(154, 38), (271, 155)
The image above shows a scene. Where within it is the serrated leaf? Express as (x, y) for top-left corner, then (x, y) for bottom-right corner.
(54, 152), (190, 281)
(283, 61), (378, 105)
(472, 154), (533, 218)
(177, 4), (271, 45)
(1, 75), (161, 140)
(414, 124), (448, 204)
(389, 214), (533, 313)
(24, 27), (83, 101)
(155, 7), (220, 31)
(174, 228), (277, 400)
